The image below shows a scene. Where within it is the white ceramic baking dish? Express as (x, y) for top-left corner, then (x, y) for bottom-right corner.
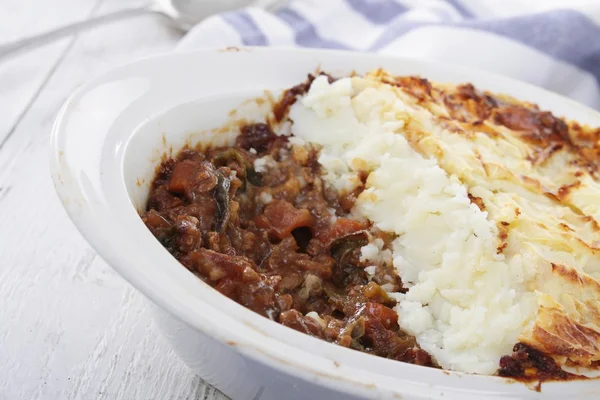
(50, 47), (600, 400)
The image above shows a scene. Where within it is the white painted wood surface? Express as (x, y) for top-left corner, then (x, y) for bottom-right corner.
(0, 1), (227, 399)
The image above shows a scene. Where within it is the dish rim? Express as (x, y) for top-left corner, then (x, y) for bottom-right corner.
(49, 46), (600, 399)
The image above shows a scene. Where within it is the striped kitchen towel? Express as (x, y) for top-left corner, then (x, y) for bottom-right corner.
(178, 0), (600, 110)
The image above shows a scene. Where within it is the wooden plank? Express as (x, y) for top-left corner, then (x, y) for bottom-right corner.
(0, 0), (102, 143)
(0, 0), (228, 398)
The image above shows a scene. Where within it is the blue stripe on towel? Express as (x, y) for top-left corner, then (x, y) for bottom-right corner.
(222, 11), (269, 46)
(277, 8), (350, 49)
(345, 0), (408, 24)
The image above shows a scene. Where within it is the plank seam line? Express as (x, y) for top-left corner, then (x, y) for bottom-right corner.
(0, 0), (106, 154)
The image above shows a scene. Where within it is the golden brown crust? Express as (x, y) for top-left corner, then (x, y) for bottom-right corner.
(366, 71), (600, 372)
(527, 308), (600, 364)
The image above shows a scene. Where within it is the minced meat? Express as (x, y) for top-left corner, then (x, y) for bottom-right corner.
(142, 122), (433, 366)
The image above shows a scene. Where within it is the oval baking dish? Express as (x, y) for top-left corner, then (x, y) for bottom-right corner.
(50, 47), (600, 400)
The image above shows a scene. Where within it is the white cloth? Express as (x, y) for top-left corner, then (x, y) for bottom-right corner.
(177, 0), (600, 110)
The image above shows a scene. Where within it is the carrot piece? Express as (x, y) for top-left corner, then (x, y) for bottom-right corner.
(259, 200), (315, 239)
(167, 160), (198, 194)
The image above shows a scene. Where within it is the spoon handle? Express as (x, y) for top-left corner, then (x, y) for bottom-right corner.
(0, 5), (164, 62)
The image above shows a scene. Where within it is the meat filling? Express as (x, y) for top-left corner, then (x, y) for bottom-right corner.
(142, 123), (432, 366)
(142, 119), (578, 381)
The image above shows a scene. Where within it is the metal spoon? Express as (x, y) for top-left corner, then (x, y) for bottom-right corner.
(0, 0), (286, 61)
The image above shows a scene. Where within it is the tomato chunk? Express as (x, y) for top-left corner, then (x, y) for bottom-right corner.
(318, 217), (369, 244)
(365, 303), (399, 330)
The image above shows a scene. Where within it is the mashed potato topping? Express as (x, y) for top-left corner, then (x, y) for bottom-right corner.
(287, 73), (600, 374)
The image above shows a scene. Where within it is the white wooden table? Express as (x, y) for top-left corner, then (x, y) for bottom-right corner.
(0, 1), (227, 398)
